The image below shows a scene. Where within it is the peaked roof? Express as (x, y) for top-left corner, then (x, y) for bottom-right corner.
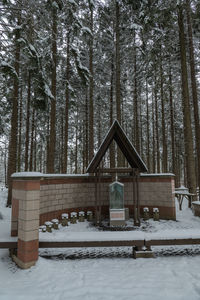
(86, 120), (148, 173)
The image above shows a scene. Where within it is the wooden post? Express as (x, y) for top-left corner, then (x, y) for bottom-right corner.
(98, 168), (101, 225)
(95, 171), (98, 225)
(133, 169), (137, 226)
(136, 170), (140, 226)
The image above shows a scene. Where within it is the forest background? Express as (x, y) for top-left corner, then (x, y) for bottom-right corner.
(0, 0), (200, 206)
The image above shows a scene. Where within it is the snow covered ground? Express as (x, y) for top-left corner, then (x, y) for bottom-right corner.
(1, 187), (200, 300)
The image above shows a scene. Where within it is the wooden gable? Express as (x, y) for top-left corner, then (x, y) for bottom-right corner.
(86, 120), (148, 173)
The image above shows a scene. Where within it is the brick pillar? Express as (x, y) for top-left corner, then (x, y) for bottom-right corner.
(11, 184), (19, 236)
(11, 174), (41, 269)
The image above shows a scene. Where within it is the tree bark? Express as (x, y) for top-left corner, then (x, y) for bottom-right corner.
(33, 115), (37, 171)
(29, 107), (35, 171)
(115, 1), (121, 124)
(63, 33), (70, 173)
(17, 86), (22, 172)
(89, 2), (94, 162)
(75, 121), (78, 174)
(185, 0), (200, 193)
(25, 71), (31, 171)
(146, 79), (150, 170)
(60, 112), (64, 173)
(109, 58), (115, 168)
(7, 10), (21, 206)
(85, 92), (89, 169)
(160, 57), (167, 172)
(115, 1), (122, 167)
(154, 75), (160, 173)
(47, 6), (57, 173)
(178, 5), (196, 198)
(133, 31), (140, 154)
(152, 91), (156, 173)
(168, 63), (176, 183)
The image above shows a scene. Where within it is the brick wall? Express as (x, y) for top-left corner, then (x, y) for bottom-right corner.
(39, 174), (176, 222)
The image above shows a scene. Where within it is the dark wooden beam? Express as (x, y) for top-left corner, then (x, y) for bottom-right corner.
(39, 238), (200, 249)
(98, 168), (133, 173)
(95, 171), (98, 225)
(86, 120), (148, 173)
(39, 240), (144, 248)
(145, 238), (200, 246)
(136, 170), (140, 226)
(2, 238), (200, 251)
(98, 169), (101, 225)
(0, 242), (17, 249)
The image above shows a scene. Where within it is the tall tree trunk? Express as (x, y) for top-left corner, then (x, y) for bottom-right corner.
(178, 5), (196, 199)
(46, 115), (50, 173)
(82, 124), (85, 173)
(97, 104), (101, 148)
(115, 1), (122, 166)
(7, 10), (21, 206)
(139, 96), (143, 158)
(33, 115), (37, 171)
(60, 112), (64, 173)
(75, 121), (78, 174)
(25, 71), (31, 171)
(17, 86), (22, 172)
(133, 32), (140, 153)
(176, 143), (181, 187)
(160, 57), (167, 172)
(146, 79), (150, 170)
(186, 0), (200, 193)
(115, 1), (121, 124)
(169, 63), (176, 182)
(152, 91), (156, 173)
(154, 75), (160, 173)
(47, 6), (57, 173)
(89, 3), (94, 162)
(29, 107), (35, 171)
(85, 92), (89, 169)
(63, 33), (70, 173)
(109, 58), (115, 168)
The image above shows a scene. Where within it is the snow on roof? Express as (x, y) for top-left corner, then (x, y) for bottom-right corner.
(43, 173), (90, 177)
(11, 172), (175, 179)
(140, 173), (175, 177)
(192, 201), (200, 205)
(12, 172), (42, 177)
(11, 172), (91, 178)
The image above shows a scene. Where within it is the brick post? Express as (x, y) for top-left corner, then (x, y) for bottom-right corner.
(11, 173), (41, 269)
(11, 186), (19, 236)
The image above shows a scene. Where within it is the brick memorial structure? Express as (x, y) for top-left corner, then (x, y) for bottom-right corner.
(10, 121), (176, 268)
(11, 172), (175, 268)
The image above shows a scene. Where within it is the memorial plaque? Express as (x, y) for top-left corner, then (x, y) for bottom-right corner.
(109, 181), (124, 209)
(109, 181), (125, 226)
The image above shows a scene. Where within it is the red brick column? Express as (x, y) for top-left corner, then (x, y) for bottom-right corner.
(11, 173), (41, 269)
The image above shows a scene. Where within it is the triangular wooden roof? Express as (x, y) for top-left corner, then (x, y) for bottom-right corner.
(86, 120), (148, 173)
